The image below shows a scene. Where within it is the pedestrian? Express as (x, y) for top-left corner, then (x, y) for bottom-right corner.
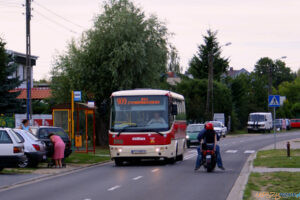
(18, 119), (33, 134)
(48, 133), (65, 168)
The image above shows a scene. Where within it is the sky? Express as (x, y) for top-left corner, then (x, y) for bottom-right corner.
(1, 0), (299, 80)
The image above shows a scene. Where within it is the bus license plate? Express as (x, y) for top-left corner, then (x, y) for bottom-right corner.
(131, 150), (146, 154)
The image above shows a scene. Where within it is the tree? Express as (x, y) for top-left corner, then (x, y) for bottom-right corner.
(51, 0), (170, 145)
(254, 57), (296, 90)
(188, 29), (229, 81)
(0, 38), (22, 114)
(176, 79), (232, 124)
(167, 45), (181, 73)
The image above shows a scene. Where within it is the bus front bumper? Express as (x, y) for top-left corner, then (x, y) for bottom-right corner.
(109, 145), (175, 159)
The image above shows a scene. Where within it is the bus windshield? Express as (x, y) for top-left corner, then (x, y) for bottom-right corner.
(111, 96), (169, 132)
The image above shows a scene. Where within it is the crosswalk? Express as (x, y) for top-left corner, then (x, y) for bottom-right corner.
(184, 149), (255, 160)
(226, 150), (255, 154)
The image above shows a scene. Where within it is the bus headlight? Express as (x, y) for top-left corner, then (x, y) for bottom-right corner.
(118, 148), (122, 153)
(186, 135), (189, 139)
(155, 148), (160, 152)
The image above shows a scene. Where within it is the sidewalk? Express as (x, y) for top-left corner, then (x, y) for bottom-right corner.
(227, 137), (300, 200)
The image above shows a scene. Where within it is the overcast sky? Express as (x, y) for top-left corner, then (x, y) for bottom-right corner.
(1, 0), (299, 80)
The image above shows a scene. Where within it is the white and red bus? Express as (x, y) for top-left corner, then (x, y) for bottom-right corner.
(109, 89), (187, 166)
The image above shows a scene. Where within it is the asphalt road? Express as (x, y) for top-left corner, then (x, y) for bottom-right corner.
(0, 130), (299, 200)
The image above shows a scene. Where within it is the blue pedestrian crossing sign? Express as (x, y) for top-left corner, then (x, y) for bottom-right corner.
(268, 95), (280, 107)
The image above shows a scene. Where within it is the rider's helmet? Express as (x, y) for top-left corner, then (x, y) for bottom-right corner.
(205, 122), (214, 130)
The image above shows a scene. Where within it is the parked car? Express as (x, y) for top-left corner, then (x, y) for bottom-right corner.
(285, 119), (291, 130)
(247, 112), (273, 133)
(30, 126), (72, 158)
(207, 121), (227, 138)
(186, 124), (204, 148)
(291, 119), (300, 128)
(274, 119), (287, 130)
(13, 129), (47, 167)
(0, 128), (26, 171)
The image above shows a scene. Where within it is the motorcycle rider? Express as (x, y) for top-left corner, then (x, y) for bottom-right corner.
(194, 122), (225, 171)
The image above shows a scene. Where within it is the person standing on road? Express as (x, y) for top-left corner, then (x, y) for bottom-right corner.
(48, 133), (65, 168)
(194, 123), (225, 171)
(19, 119), (33, 134)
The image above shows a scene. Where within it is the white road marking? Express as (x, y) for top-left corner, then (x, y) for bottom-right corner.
(151, 168), (159, 172)
(132, 176), (143, 180)
(226, 150), (238, 153)
(107, 185), (121, 191)
(184, 153), (198, 160)
(83, 199), (91, 200)
(244, 150), (255, 154)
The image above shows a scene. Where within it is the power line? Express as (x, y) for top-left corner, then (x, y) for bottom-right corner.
(32, 1), (84, 29)
(34, 10), (77, 34)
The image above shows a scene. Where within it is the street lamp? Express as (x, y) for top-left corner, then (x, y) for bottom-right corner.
(206, 42), (232, 121)
(268, 56), (287, 96)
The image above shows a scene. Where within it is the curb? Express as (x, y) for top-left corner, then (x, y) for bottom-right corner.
(226, 137), (300, 200)
(226, 152), (257, 200)
(0, 160), (113, 192)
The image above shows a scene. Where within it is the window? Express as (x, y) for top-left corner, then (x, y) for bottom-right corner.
(0, 130), (13, 144)
(38, 128), (69, 139)
(13, 131), (25, 143)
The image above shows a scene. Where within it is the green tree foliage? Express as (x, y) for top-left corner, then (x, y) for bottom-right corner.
(51, 0), (170, 145)
(277, 77), (300, 118)
(176, 79), (232, 123)
(0, 38), (22, 114)
(167, 45), (181, 73)
(188, 29), (229, 81)
(254, 57), (296, 89)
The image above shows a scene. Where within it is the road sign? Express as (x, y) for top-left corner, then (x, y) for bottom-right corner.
(74, 91), (82, 102)
(268, 95), (280, 107)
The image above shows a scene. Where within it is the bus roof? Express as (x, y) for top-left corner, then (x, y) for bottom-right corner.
(111, 89), (184, 100)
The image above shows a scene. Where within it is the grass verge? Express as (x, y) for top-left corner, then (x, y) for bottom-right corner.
(0, 168), (35, 174)
(254, 149), (300, 168)
(243, 172), (300, 200)
(65, 148), (111, 164)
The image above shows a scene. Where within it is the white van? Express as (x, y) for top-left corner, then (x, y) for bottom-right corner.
(247, 112), (273, 133)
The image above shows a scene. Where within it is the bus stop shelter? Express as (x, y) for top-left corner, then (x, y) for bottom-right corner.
(52, 103), (96, 153)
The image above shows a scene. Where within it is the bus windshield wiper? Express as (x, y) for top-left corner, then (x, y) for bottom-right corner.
(147, 129), (164, 136)
(117, 124), (137, 137)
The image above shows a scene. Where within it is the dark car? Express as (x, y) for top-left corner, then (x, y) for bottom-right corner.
(31, 126), (72, 158)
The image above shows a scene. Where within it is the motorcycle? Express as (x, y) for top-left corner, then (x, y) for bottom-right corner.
(202, 143), (216, 172)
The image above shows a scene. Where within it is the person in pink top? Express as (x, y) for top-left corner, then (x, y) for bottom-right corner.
(48, 133), (65, 168)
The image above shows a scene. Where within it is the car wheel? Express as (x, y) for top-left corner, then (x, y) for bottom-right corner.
(18, 155), (29, 168)
(176, 154), (183, 161)
(0, 167), (3, 172)
(223, 134), (226, 138)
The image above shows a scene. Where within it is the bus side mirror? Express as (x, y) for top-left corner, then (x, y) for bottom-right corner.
(171, 104), (178, 115)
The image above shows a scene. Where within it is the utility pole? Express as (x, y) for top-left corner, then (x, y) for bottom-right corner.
(25, 0), (32, 120)
(205, 50), (214, 121)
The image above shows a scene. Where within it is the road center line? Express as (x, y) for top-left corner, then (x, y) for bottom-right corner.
(244, 150), (255, 154)
(151, 168), (159, 172)
(132, 176), (143, 180)
(107, 185), (121, 191)
(226, 150), (238, 153)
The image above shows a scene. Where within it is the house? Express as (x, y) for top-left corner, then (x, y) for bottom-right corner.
(6, 50), (37, 89)
(7, 50), (51, 100)
(226, 67), (250, 78)
(166, 71), (182, 86)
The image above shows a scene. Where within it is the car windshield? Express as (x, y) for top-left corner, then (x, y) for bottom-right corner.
(111, 96), (169, 132)
(187, 125), (204, 132)
(249, 114), (265, 122)
(211, 122), (222, 127)
(39, 128), (69, 139)
(14, 129), (39, 141)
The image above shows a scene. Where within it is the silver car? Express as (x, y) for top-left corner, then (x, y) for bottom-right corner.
(13, 129), (47, 168)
